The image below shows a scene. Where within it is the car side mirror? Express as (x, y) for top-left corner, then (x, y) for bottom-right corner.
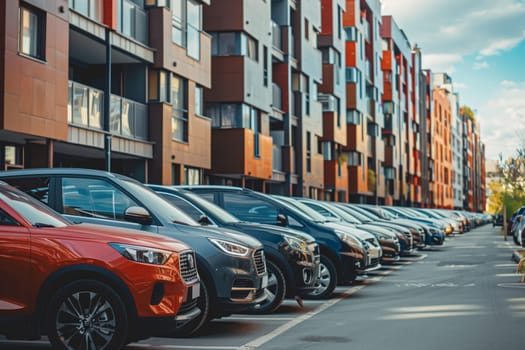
(277, 214), (287, 226)
(124, 206), (153, 226)
(198, 215), (211, 225)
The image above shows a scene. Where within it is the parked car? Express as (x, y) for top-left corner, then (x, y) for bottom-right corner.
(180, 185), (366, 299)
(492, 214), (504, 227)
(148, 185), (320, 313)
(0, 181), (199, 348)
(0, 169), (268, 336)
(294, 198), (400, 263)
(273, 195), (383, 273)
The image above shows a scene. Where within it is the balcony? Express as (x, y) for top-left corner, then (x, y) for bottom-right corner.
(68, 82), (148, 140)
(69, 0), (104, 23)
(117, 0), (148, 45)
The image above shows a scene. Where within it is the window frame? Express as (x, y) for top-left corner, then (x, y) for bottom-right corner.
(18, 3), (46, 61)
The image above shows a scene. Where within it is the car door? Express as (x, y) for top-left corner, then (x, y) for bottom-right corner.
(0, 206), (32, 317)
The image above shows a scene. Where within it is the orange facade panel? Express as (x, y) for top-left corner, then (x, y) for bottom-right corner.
(211, 128), (272, 180)
(345, 42), (357, 67)
(324, 160), (348, 191)
(382, 50), (392, 70)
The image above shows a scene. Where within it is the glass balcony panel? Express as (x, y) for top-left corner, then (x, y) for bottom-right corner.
(110, 96), (122, 133)
(134, 103), (148, 139)
(73, 84), (89, 126)
(68, 81), (73, 123)
(121, 99), (134, 137)
(89, 89), (103, 129)
(272, 21), (282, 50)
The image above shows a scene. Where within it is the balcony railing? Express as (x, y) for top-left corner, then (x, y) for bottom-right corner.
(272, 21), (282, 50)
(69, 0), (104, 22)
(68, 81), (104, 130)
(110, 95), (148, 140)
(118, 0), (148, 44)
(68, 81), (148, 140)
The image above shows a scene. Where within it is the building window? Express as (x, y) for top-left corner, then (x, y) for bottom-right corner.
(346, 109), (361, 125)
(171, 0), (185, 46)
(346, 67), (360, 83)
(148, 70), (170, 103)
(19, 4), (45, 60)
(306, 131), (311, 173)
(186, 0), (200, 59)
(210, 32), (257, 61)
(344, 27), (357, 41)
(304, 18), (309, 40)
(207, 103), (260, 129)
(263, 45), (268, 86)
(184, 167), (202, 185)
(195, 86), (203, 116)
(337, 6), (342, 39)
(171, 76), (188, 142)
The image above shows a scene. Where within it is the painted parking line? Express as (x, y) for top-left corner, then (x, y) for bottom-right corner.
(237, 255), (426, 350)
(130, 345), (238, 349)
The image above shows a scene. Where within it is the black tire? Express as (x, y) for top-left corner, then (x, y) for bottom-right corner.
(174, 275), (211, 337)
(46, 279), (127, 350)
(305, 255), (337, 299)
(250, 260), (286, 314)
(513, 231), (521, 246)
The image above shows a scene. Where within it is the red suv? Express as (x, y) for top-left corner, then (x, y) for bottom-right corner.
(0, 182), (200, 349)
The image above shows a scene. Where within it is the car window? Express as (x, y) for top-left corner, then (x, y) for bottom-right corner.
(62, 177), (139, 221)
(2, 176), (51, 204)
(159, 193), (206, 223)
(302, 201), (338, 218)
(0, 208), (20, 226)
(0, 187), (69, 227)
(222, 192), (278, 225)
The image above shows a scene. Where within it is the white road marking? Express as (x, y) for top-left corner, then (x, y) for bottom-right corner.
(130, 346), (238, 349)
(380, 311), (486, 320)
(237, 256), (412, 350)
(226, 317), (295, 321)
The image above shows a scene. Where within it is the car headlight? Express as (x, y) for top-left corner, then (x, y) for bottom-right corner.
(283, 235), (309, 252)
(334, 230), (363, 248)
(209, 238), (250, 257)
(109, 243), (171, 265)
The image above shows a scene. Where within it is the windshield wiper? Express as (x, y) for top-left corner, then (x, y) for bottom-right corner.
(33, 222), (55, 228)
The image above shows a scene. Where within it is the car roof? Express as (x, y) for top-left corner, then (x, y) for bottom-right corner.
(0, 168), (121, 179)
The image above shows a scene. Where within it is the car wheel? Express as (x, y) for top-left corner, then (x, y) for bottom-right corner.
(46, 279), (127, 350)
(305, 255), (337, 300)
(174, 275), (211, 337)
(251, 260), (286, 314)
(513, 231), (521, 246)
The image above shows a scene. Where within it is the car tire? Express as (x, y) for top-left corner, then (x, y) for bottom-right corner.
(174, 274), (211, 337)
(46, 279), (128, 350)
(251, 260), (286, 314)
(513, 231), (521, 246)
(305, 255), (337, 300)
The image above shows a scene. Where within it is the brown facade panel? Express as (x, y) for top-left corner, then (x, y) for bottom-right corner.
(203, 0), (243, 31)
(207, 57), (245, 102)
(2, 0), (68, 140)
(211, 128), (272, 179)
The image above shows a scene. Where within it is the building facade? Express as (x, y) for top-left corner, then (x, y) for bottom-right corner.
(1, 0), (212, 184)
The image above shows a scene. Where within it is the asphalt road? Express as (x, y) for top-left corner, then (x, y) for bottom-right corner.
(2, 224), (523, 350)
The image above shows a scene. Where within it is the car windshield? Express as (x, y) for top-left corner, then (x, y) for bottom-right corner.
(119, 178), (198, 226)
(334, 204), (369, 223)
(0, 184), (69, 227)
(274, 196), (328, 222)
(178, 190), (240, 224)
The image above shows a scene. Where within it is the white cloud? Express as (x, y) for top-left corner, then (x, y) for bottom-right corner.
(472, 61), (490, 70)
(381, 0), (525, 66)
(478, 84), (525, 159)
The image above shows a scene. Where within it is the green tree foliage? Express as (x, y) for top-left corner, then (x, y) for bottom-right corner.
(490, 152), (525, 216)
(461, 105), (476, 122)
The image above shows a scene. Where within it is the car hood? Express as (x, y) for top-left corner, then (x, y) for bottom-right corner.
(322, 221), (376, 240)
(231, 222), (316, 243)
(42, 223), (191, 252)
(174, 223), (263, 249)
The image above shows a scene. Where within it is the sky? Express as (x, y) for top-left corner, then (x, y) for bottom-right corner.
(381, 0), (525, 161)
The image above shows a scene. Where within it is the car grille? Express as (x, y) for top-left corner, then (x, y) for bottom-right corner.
(310, 243), (320, 263)
(253, 249), (267, 276)
(366, 238), (379, 247)
(179, 251), (199, 283)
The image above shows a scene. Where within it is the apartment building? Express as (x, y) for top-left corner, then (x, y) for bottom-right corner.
(432, 87), (453, 208)
(421, 69), (435, 206)
(433, 72), (463, 209)
(409, 46), (423, 206)
(318, 0), (347, 201)
(204, 0), (324, 197)
(343, 0), (384, 204)
(0, 0), (212, 184)
(461, 108), (474, 210)
(381, 15), (411, 206)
